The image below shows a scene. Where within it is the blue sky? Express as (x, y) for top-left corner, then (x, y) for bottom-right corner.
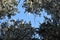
(11, 0), (51, 28)
(0, 0), (51, 28)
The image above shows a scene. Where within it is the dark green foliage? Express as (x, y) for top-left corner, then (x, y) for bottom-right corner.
(0, 0), (60, 40)
(0, 20), (35, 40)
(22, 0), (60, 40)
(23, 0), (60, 17)
(32, 38), (40, 40)
(22, 0), (42, 15)
(38, 18), (60, 40)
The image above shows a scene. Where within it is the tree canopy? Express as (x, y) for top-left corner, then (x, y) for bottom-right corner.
(0, 0), (60, 40)
(22, 0), (60, 40)
(0, 0), (19, 18)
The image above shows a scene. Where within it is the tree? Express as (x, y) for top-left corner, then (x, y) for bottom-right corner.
(22, 0), (60, 40)
(23, 0), (60, 16)
(0, 0), (60, 40)
(32, 38), (40, 40)
(22, 0), (42, 15)
(0, 19), (36, 40)
(0, 0), (39, 40)
(0, 0), (20, 19)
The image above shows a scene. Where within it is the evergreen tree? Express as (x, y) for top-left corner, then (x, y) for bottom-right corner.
(0, 0), (60, 40)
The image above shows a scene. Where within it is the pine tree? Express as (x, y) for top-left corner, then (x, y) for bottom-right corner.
(0, 0), (60, 40)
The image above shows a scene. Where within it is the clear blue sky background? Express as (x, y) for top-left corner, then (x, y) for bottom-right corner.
(0, 0), (51, 28)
